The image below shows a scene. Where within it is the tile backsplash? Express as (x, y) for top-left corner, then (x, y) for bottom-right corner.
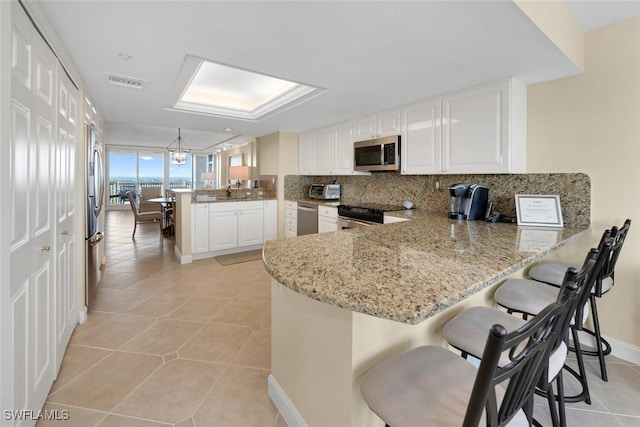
(284, 173), (590, 228)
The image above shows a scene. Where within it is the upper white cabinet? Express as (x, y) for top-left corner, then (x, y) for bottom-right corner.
(333, 122), (356, 175)
(312, 127), (334, 175)
(355, 108), (402, 141)
(401, 79), (526, 174)
(300, 79), (525, 176)
(299, 133), (313, 175)
(299, 122), (357, 175)
(441, 80), (526, 174)
(401, 99), (442, 174)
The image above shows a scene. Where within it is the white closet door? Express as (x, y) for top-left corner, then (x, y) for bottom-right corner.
(54, 62), (78, 371)
(7, 4), (57, 420)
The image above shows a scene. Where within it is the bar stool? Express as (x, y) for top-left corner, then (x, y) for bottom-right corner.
(492, 231), (617, 407)
(528, 219), (631, 381)
(443, 244), (608, 427)
(360, 291), (576, 427)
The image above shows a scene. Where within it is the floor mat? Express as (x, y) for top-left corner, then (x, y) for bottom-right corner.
(215, 249), (263, 266)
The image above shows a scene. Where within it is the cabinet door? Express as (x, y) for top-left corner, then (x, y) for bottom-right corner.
(238, 209), (264, 247)
(299, 132), (313, 175)
(193, 204), (210, 253)
(377, 108), (402, 137)
(210, 211), (238, 251)
(263, 200), (277, 241)
(334, 122), (355, 174)
(312, 128), (334, 175)
(442, 83), (508, 173)
(318, 217), (337, 233)
(401, 100), (442, 174)
(355, 115), (377, 140)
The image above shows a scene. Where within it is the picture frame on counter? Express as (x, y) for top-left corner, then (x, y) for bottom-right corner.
(515, 194), (564, 228)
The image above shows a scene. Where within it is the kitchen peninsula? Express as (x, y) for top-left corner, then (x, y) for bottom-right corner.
(262, 211), (589, 427)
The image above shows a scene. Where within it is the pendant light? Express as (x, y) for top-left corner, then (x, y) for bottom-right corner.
(167, 128), (191, 165)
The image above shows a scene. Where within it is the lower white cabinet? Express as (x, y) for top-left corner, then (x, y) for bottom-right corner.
(209, 210), (239, 251)
(318, 205), (338, 233)
(285, 201), (297, 238)
(193, 200), (268, 256)
(193, 203), (210, 253)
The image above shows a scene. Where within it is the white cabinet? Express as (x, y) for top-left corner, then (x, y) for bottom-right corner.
(355, 108), (401, 141)
(401, 99), (442, 174)
(312, 127), (334, 175)
(193, 203), (210, 254)
(441, 80), (526, 174)
(263, 200), (277, 241)
(317, 205), (338, 233)
(333, 122), (355, 175)
(299, 133), (313, 175)
(210, 210), (239, 251)
(285, 201), (297, 238)
(238, 208), (264, 247)
(299, 122), (358, 176)
(192, 201), (266, 256)
(401, 79), (526, 174)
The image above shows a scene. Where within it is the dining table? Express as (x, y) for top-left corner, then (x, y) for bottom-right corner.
(148, 197), (175, 236)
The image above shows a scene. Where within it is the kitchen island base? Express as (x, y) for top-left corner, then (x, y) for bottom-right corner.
(269, 278), (508, 427)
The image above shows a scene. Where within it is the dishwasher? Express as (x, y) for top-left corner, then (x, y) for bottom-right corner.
(297, 202), (318, 235)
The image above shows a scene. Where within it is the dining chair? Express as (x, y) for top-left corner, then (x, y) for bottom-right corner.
(528, 219), (631, 381)
(442, 241), (610, 427)
(360, 289), (575, 427)
(126, 191), (163, 239)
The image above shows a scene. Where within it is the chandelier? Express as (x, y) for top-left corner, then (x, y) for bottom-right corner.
(167, 128), (191, 165)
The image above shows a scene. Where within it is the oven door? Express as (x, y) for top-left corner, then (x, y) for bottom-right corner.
(337, 216), (377, 230)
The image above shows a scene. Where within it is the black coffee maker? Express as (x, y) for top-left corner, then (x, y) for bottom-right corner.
(448, 183), (489, 220)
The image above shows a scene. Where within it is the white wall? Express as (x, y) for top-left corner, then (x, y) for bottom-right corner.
(527, 17), (640, 347)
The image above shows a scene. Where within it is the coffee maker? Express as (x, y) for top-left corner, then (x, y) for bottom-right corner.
(448, 183), (489, 220)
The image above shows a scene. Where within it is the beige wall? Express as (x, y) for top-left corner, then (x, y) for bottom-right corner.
(527, 17), (640, 347)
(258, 132), (299, 238)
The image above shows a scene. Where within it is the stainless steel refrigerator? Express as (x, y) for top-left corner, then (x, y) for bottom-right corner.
(86, 125), (104, 308)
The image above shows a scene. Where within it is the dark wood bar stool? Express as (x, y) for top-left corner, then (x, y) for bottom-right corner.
(491, 231), (616, 409)
(528, 219), (631, 381)
(443, 243), (609, 427)
(360, 287), (578, 427)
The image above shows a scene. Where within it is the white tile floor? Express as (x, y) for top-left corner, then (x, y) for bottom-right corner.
(38, 210), (640, 426)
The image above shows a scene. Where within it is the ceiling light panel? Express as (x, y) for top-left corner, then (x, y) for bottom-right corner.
(169, 56), (323, 121)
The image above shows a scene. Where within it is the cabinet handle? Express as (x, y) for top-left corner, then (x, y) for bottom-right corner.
(61, 230), (68, 235)
(41, 245), (51, 252)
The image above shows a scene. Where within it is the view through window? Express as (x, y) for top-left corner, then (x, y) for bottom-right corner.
(107, 148), (196, 208)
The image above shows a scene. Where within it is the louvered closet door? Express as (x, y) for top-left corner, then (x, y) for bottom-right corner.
(54, 63), (78, 371)
(8, 5), (57, 421)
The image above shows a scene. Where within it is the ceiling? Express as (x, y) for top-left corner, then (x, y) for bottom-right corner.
(36, 0), (639, 152)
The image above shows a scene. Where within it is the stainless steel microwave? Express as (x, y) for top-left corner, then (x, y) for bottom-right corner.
(354, 135), (400, 172)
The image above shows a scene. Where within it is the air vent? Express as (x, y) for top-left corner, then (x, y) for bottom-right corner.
(105, 73), (145, 89)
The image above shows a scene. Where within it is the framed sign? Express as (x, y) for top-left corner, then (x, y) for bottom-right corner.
(515, 195), (564, 228)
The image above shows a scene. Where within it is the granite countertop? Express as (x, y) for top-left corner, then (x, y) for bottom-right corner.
(262, 210), (590, 325)
(192, 195), (276, 203)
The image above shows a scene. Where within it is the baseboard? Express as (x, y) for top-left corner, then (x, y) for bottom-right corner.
(267, 375), (307, 427)
(607, 335), (640, 365)
(192, 244), (263, 261)
(174, 245), (192, 264)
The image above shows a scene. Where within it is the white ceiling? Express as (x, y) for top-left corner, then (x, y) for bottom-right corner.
(36, 0), (639, 151)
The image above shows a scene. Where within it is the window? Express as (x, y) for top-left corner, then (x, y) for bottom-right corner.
(169, 154), (192, 190)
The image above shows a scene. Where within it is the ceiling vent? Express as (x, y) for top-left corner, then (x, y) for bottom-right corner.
(105, 73), (145, 89)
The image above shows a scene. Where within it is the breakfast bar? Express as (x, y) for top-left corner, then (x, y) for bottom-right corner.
(262, 211), (589, 427)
